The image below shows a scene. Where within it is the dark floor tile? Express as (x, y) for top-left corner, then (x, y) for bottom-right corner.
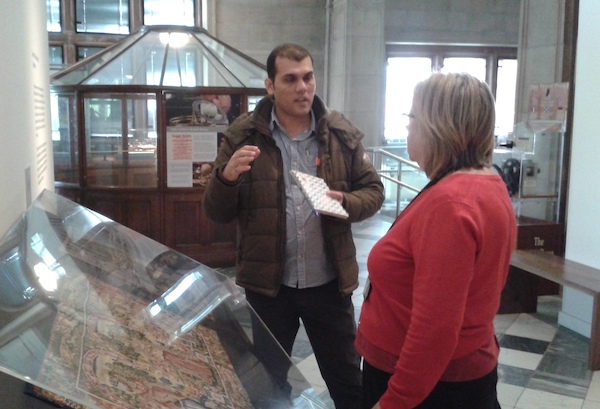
(547, 326), (590, 362)
(497, 363), (534, 387)
(535, 351), (592, 384)
(498, 334), (550, 355)
(527, 370), (590, 400)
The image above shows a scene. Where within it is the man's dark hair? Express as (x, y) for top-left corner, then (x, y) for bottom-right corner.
(266, 43), (313, 81)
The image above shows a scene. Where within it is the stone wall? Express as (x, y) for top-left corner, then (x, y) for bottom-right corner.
(207, 0), (524, 147)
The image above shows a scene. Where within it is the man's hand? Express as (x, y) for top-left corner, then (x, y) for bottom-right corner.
(222, 145), (261, 182)
(326, 190), (344, 205)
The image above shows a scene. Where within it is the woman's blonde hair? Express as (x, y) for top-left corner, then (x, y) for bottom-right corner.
(411, 72), (496, 181)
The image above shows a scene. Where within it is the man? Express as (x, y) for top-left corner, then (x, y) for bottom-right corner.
(204, 43), (384, 409)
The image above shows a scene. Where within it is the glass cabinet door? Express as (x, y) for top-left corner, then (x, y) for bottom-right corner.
(85, 93), (158, 188)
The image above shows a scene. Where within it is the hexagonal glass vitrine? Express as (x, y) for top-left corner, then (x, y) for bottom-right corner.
(49, 25), (268, 267)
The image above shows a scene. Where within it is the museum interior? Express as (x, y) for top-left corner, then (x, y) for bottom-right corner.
(1, 0), (600, 408)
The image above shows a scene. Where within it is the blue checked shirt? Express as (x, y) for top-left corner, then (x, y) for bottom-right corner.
(270, 109), (336, 288)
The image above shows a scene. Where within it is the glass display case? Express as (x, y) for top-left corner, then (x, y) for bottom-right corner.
(0, 190), (327, 409)
(50, 25), (269, 266)
(495, 121), (565, 313)
(493, 120), (564, 223)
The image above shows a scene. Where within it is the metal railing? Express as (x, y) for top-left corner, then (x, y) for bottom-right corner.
(366, 146), (428, 218)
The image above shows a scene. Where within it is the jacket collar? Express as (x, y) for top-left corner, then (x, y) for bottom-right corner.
(226, 94), (364, 149)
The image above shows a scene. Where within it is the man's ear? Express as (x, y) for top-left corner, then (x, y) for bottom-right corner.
(265, 78), (274, 96)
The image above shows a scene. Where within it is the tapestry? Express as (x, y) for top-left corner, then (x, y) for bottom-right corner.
(32, 273), (253, 409)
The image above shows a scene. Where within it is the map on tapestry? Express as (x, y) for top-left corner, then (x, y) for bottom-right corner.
(290, 170), (349, 219)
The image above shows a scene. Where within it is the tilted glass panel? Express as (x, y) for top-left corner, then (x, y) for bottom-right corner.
(75, 0), (130, 34)
(0, 191), (327, 408)
(51, 27), (268, 88)
(162, 39), (245, 88)
(91, 31), (167, 86)
(51, 92), (79, 184)
(144, 0), (194, 27)
(85, 94), (157, 188)
(196, 32), (267, 89)
(52, 30), (145, 86)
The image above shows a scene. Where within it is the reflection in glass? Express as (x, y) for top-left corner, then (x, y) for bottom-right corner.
(144, 0), (194, 26)
(85, 94), (158, 187)
(46, 0), (61, 32)
(52, 92), (79, 184)
(0, 191), (327, 408)
(75, 0), (129, 34)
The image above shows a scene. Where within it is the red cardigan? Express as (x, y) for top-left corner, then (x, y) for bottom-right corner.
(356, 173), (516, 409)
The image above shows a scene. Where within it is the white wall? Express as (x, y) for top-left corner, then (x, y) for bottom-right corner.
(556, 0), (600, 337)
(0, 0), (54, 236)
(565, 0), (600, 267)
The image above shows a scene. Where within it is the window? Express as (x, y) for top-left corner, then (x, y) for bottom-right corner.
(75, 0), (129, 34)
(385, 46), (517, 145)
(440, 57), (486, 82)
(496, 59), (518, 137)
(47, 0), (61, 32)
(384, 58), (431, 143)
(49, 46), (64, 73)
(144, 0), (194, 26)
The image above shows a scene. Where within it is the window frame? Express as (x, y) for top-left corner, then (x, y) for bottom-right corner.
(385, 44), (518, 99)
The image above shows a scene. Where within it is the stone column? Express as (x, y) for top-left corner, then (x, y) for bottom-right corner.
(515, 0), (565, 124)
(326, 0), (386, 148)
(0, 0), (54, 235)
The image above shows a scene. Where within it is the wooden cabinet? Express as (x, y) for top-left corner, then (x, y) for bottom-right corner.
(499, 217), (563, 314)
(164, 191), (237, 267)
(55, 185), (237, 268)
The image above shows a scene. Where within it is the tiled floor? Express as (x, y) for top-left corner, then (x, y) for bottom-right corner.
(289, 211), (600, 409)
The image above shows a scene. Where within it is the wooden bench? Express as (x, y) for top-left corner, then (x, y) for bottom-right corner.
(506, 249), (600, 370)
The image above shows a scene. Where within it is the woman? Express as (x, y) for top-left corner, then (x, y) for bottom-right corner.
(356, 73), (516, 409)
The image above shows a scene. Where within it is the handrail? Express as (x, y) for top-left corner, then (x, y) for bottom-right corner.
(366, 146), (427, 217)
(369, 147), (420, 172)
